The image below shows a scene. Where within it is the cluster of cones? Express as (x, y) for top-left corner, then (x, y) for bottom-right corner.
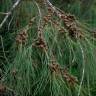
(49, 58), (78, 86)
(16, 30), (28, 45)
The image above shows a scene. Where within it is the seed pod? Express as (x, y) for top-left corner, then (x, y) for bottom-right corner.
(58, 27), (65, 33)
(61, 14), (66, 19)
(67, 14), (75, 21)
(16, 30), (28, 45)
(11, 69), (17, 76)
(16, 37), (22, 44)
(43, 16), (49, 22)
(48, 7), (52, 12)
(0, 84), (6, 93)
(62, 69), (78, 86)
(33, 37), (47, 50)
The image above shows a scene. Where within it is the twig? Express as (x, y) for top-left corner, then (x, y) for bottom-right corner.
(34, 1), (43, 37)
(0, 0), (21, 29)
(0, 35), (9, 64)
(46, 0), (61, 18)
(0, 12), (9, 15)
(8, 15), (14, 31)
(77, 41), (85, 96)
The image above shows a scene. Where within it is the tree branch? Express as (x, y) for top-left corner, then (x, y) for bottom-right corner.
(0, 0), (21, 29)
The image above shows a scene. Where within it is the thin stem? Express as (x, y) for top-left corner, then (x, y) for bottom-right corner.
(34, 1), (42, 37)
(77, 40), (85, 96)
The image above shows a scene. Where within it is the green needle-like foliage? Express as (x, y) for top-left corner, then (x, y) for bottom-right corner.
(0, 0), (96, 96)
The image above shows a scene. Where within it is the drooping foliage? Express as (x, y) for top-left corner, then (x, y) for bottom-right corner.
(0, 0), (96, 96)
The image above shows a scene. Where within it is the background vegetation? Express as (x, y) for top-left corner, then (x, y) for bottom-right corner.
(0, 0), (96, 96)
